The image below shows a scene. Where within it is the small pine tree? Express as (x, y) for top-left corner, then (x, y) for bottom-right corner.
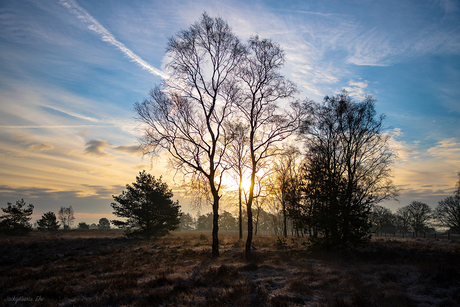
(37, 211), (60, 231)
(0, 199), (34, 235)
(111, 171), (181, 239)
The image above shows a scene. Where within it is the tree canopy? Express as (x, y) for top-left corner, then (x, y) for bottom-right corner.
(37, 211), (60, 231)
(111, 171), (181, 239)
(0, 199), (34, 235)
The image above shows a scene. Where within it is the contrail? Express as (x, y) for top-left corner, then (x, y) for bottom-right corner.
(59, 0), (169, 80)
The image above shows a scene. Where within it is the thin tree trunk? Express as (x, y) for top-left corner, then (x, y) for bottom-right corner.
(211, 192), (220, 258)
(283, 198), (287, 238)
(245, 197), (253, 257)
(239, 176), (243, 240)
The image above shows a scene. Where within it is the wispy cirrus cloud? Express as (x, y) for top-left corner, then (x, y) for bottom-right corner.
(59, 0), (168, 80)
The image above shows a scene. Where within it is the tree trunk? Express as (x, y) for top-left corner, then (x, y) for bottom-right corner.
(255, 205), (259, 236)
(211, 192), (220, 258)
(283, 198), (287, 238)
(245, 195), (253, 257)
(239, 177), (243, 240)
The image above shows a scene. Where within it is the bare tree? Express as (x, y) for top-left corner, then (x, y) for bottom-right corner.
(135, 13), (245, 258)
(236, 36), (305, 256)
(456, 172), (460, 196)
(434, 173), (460, 233)
(435, 196), (460, 233)
(405, 201), (432, 236)
(396, 206), (411, 234)
(370, 205), (395, 235)
(58, 206), (75, 230)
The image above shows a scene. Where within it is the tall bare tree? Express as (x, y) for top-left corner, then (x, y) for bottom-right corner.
(236, 36), (305, 256)
(135, 13), (245, 258)
(405, 201), (432, 236)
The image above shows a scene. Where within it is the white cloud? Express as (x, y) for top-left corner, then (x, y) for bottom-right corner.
(343, 80), (369, 99)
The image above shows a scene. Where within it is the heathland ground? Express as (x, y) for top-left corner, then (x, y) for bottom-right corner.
(1, 231), (459, 306)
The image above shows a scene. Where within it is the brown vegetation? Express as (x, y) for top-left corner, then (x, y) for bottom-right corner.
(1, 231), (459, 306)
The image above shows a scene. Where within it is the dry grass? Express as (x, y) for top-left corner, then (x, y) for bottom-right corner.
(1, 231), (459, 306)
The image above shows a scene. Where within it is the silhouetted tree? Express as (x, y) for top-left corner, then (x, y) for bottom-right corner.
(300, 92), (397, 249)
(404, 201), (432, 236)
(435, 196), (460, 233)
(111, 171), (181, 239)
(395, 206), (411, 234)
(58, 206), (75, 229)
(237, 36), (305, 256)
(370, 205), (395, 234)
(456, 172), (460, 196)
(37, 211), (60, 231)
(98, 218), (110, 230)
(0, 199), (34, 235)
(135, 13), (245, 257)
(77, 222), (90, 230)
(434, 174), (460, 233)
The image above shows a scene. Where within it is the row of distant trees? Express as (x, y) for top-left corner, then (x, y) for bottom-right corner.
(180, 209), (282, 234)
(179, 181), (460, 237)
(370, 195), (460, 236)
(0, 202), (112, 235)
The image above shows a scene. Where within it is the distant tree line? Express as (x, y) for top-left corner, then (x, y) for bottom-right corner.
(369, 173), (460, 236)
(0, 201), (114, 235)
(177, 170), (460, 238)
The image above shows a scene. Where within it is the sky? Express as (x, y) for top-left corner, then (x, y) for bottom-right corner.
(0, 0), (459, 226)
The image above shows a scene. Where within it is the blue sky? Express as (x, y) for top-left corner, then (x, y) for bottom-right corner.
(1, 0), (459, 225)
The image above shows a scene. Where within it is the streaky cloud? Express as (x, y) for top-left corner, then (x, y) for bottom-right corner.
(59, 0), (169, 80)
(0, 125), (103, 129)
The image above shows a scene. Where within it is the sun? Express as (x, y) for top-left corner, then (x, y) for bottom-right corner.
(222, 174), (252, 193)
(240, 177), (252, 192)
